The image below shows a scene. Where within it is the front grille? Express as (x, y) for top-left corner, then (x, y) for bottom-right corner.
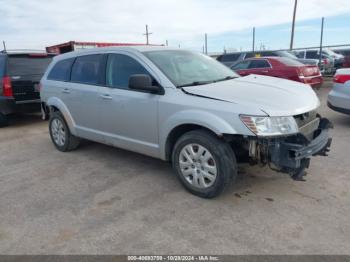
(294, 110), (317, 128)
(294, 110), (319, 139)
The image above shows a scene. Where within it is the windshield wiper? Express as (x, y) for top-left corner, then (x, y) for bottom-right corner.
(213, 76), (237, 82)
(177, 80), (213, 88)
(177, 76), (237, 88)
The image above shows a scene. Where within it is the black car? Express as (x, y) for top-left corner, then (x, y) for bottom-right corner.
(0, 51), (55, 126)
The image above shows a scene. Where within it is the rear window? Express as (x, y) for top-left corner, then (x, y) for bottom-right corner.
(48, 58), (75, 81)
(275, 57), (304, 66)
(249, 59), (270, 68)
(7, 55), (53, 76)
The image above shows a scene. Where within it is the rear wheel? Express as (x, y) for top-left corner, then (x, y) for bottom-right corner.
(172, 130), (237, 198)
(0, 113), (8, 127)
(49, 111), (80, 152)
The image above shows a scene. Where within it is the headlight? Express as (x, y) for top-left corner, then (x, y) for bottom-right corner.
(240, 115), (299, 136)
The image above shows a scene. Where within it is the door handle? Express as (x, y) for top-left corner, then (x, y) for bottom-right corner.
(62, 88), (70, 94)
(100, 94), (112, 100)
(262, 70), (269, 73)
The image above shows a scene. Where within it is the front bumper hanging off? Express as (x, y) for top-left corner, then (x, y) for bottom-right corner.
(261, 118), (333, 180)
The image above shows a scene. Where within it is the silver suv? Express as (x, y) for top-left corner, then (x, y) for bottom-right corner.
(40, 47), (332, 198)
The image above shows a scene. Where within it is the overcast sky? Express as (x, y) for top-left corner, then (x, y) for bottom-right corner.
(1, 0), (349, 52)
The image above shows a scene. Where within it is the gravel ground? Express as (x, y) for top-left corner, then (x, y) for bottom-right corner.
(0, 80), (349, 254)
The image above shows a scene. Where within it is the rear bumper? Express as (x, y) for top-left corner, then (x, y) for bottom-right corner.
(328, 87), (350, 114)
(300, 75), (323, 88)
(267, 118), (332, 173)
(0, 96), (41, 115)
(0, 97), (16, 115)
(328, 101), (350, 115)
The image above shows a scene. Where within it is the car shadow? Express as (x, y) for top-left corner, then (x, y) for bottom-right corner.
(6, 113), (43, 128)
(77, 140), (287, 199)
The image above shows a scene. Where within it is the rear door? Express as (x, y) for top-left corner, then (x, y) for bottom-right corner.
(246, 59), (272, 75)
(67, 54), (105, 140)
(7, 54), (53, 102)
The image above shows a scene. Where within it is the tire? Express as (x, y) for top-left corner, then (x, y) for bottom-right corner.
(172, 129), (237, 198)
(0, 113), (8, 128)
(49, 111), (80, 152)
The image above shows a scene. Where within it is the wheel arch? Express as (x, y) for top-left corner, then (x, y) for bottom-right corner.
(161, 113), (238, 161)
(46, 97), (77, 135)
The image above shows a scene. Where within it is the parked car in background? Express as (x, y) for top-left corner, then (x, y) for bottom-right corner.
(328, 68), (350, 115)
(231, 57), (323, 88)
(40, 47), (332, 198)
(294, 49), (342, 73)
(217, 50), (321, 69)
(0, 50), (55, 126)
(333, 48), (350, 68)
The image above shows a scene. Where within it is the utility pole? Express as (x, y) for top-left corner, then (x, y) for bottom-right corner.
(290, 0), (298, 50)
(143, 24), (153, 45)
(204, 33), (208, 54)
(319, 17), (325, 66)
(252, 27), (255, 52)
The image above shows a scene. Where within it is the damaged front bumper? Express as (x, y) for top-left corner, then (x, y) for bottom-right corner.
(251, 118), (333, 180)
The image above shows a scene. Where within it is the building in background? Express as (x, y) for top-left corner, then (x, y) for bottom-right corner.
(46, 41), (162, 54)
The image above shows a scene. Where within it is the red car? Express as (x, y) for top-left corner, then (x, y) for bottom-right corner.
(231, 57), (323, 88)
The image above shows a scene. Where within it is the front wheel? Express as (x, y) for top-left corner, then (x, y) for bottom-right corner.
(49, 111), (80, 152)
(172, 130), (237, 198)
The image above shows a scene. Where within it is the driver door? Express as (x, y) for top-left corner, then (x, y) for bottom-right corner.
(97, 53), (160, 158)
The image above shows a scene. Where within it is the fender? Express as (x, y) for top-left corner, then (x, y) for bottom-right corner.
(159, 109), (237, 160)
(46, 97), (78, 135)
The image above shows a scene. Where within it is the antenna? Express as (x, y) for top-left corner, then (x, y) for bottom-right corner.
(2, 41), (6, 52)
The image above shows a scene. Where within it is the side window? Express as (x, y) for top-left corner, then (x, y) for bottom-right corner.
(259, 51), (277, 57)
(220, 54), (241, 62)
(48, 58), (74, 81)
(231, 60), (250, 70)
(305, 51), (318, 59)
(249, 60), (270, 69)
(294, 51), (304, 58)
(71, 55), (103, 85)
(106, 54), (151, 89)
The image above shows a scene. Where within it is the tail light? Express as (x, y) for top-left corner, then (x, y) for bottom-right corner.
(333, 74), (350, 84)
(297, 68), (304, 77)
(2, 76), (13, 97)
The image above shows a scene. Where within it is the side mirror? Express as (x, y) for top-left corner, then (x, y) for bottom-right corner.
(129, 74), (162, 94)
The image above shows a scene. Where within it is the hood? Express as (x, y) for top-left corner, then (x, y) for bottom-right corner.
(182, 74), (320, 117)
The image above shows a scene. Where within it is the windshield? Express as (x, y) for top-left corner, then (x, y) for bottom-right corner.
(143, 50), (239, 87)
(278, 51), (299, 59)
